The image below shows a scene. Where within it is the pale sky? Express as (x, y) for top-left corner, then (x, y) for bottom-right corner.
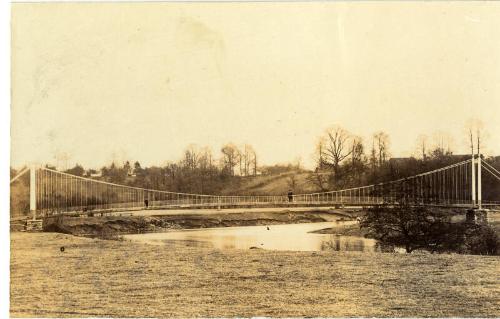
(11, 2), (500, 170)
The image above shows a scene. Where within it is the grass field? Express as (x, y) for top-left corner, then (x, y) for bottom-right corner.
(10, 232), (500, 318)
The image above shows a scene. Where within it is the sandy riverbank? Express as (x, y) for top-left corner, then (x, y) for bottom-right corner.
(10, 232), (500, 317)
(310, 223), (368, 237)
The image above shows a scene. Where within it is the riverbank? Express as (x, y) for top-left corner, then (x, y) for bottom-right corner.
(310, 223), (368, 237)
(312, 211), (500, 238)
(42, 209), (352, 238)
(11, 232), (500, 317)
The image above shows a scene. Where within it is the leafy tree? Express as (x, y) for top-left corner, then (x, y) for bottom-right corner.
(102, 162), (127, 183)
(124, 161), (132, 176)
(133, 161), (143, 176)
(65, 164), (85, 177)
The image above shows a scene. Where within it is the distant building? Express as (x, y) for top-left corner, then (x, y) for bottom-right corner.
(90, 171), (102, 178)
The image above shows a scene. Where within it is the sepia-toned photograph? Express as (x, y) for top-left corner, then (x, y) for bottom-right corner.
(7, 1), (500, 318)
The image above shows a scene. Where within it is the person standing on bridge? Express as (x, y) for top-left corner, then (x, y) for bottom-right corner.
(287, 190), (293, 203)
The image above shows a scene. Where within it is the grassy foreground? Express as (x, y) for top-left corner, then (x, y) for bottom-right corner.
(11, 232), (500, 318)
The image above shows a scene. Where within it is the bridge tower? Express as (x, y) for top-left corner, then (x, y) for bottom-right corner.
(468, 151), (487, 224)
(477, 153), (482, 209)
(471, 153), (476, 207)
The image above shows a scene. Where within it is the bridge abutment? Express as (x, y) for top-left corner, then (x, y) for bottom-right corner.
(466, 209), (489, 225)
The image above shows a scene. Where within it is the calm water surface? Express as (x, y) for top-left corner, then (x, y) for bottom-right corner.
(124, 221), (387, 252)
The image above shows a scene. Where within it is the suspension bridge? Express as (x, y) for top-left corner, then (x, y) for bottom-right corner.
(10, 154), (500, 219)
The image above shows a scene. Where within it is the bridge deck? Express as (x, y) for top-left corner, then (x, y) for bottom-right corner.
(97, 206), (358, 217)
(36, 201), (500, 219)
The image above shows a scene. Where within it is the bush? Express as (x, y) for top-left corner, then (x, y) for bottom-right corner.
(360, 205), (468, 253)
(361, 204), (499, 255)
(462, 224), (499, 255)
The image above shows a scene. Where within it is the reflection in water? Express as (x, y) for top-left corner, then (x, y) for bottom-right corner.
(319, 236), (394, 252)
(321, 236), (368, 252)
(124, 221), (390, 253)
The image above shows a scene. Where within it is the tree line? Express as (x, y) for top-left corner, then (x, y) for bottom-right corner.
(308, 122), (498, 200)
(59, 143), (259, 195)
(11, 119), (498, 198)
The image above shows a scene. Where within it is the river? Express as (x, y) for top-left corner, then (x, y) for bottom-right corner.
(124, 221), (389, 252)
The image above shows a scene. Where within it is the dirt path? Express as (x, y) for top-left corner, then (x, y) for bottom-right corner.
(10, 232), (500, 317)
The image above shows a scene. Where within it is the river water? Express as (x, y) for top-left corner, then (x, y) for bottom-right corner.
(124, 221), (388, 252)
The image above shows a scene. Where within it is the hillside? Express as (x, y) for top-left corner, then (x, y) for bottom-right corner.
(218, 170), (321, 196)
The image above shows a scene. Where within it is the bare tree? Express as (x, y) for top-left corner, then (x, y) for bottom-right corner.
(221, 143), (240, 176)
(197, 147), (214, 193)
(319, 126), (353, 176)
(198, 147), (213, 169)
(307, 172), (329, 192)
(369, 137), (377, 170)
(252, 151), (258, 176)
(373, 131), (390, 166)
(469, 128), (475, 156)
(415, 134), (428, 160)
(314, 136), (326, 170)
(54, 151), (71, 171)
(465, 118), (487, 156)
(430, 131), (454, 157)
(239, 144), (256, 176)
(294, 156), (303, 171)
(351, 136), (364, 166)
(350, 136), (365, 184)
(238, 148), (243, 176)
(182, 144), (200, 170)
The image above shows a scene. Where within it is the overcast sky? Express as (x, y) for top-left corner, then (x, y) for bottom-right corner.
(11, 2), (500, 170)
